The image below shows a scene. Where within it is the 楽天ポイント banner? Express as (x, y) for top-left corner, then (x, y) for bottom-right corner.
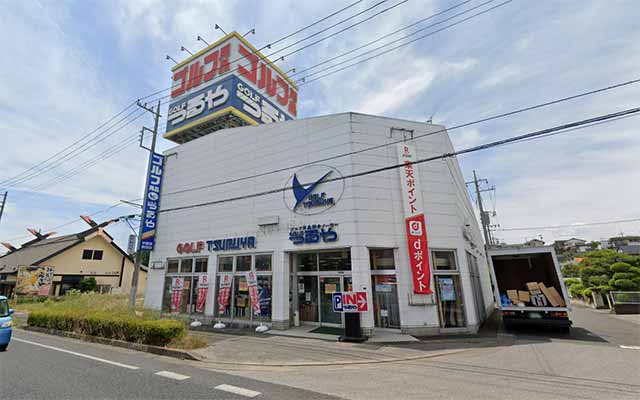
(397, 143), (432, 294)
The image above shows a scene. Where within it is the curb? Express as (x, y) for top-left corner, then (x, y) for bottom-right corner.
(19, 326), (202, 361)
(199, 347), (470, 367)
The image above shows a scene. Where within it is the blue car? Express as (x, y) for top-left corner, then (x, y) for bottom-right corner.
(0, 295), (13, 351)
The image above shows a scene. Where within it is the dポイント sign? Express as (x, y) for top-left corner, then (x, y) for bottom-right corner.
(140, 153), (164, 251)
(397, 144), (432, 294)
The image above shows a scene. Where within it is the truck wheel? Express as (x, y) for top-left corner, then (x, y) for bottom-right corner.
(0, 344), (7, 352)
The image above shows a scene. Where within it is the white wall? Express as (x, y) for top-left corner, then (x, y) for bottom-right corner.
(145, 112), (492, 332)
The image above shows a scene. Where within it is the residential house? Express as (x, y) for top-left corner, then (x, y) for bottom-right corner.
(0, 217), (146, 298)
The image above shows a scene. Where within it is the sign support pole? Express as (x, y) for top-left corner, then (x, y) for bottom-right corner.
(0, 192), (7, 225)
(129, 100), (161, 310)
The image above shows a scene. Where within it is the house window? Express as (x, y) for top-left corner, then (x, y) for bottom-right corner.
(82, 249), (103, 260)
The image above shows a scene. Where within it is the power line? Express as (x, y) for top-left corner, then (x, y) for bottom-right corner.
(291, 0), (473, 77)
(160, 77), (640, 198)
(0, 107), (149, 190)
(294, 0), (492, 80)
(269, 1), (409, 60)
(266, 1), (365, 49)
(495, 218), (640, 232)
(0, 102), (137, 188)
(158, 106), (640, 214)
(0, 1), (372, 190)
(301, 0), (513, 84)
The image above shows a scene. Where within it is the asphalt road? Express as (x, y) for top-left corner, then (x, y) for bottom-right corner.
(0, 329), (340, 400)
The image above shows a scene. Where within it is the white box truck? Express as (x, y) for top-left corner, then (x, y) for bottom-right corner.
(487, 245), (572, 332)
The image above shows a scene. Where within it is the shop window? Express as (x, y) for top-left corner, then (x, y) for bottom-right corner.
(236, 255), (252, 272)
(435, 275), (465, 328)
(255, 254), (272, 272)
(370, 249), (395, 270)
(92, 250), (103, 260)
(233, 275), (250, 319)
(214, 254), (273, 321)
(167, 259), (179, 273)
(319, 250), (351, 271)
(218, 256), (233, 272)
(297, 253), (317, 272)
(256, 276), (272, 319)
(195, 258), (208, 273)
(180, 258), (193, 273)
(433, 251), (457, 271)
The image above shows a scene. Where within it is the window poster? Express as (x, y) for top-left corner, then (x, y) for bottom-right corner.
(438, 277), (456, 302)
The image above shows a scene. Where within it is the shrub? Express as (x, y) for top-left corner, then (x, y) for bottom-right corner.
(564, 278), (581, 286)
(588, 275), (609, 287)
(582, 288), (593, 299)
(78, 277), (97, 293)
(28, 311), (185, 346)
(612, 279), (638, 291)
(595, 285), (613, 294)
(569, 283), (585, 298)
(610, 262), (632, 273)
(629, 266), (640, 275)
(613, 272), (636, 281)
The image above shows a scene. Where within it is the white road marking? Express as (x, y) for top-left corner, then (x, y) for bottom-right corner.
(154, 371), (190, 381)
(215, 384), (261, 398)
(619, 345), (640, 350)
(13, 337), (139, 370)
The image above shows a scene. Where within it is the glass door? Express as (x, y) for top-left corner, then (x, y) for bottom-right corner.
(297, 276), (319, 322)
(319, 277), (342, 325)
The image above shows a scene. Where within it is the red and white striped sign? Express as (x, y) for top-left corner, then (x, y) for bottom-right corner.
(195, 275), (209, 313)
(397, 143), (432, 294)
(171, 277), (184, 312)
(217, 275), (232, 314)
(246, 271), (260, 315)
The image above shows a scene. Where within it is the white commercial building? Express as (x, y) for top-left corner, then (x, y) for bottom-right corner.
(145, 112), (494, 336)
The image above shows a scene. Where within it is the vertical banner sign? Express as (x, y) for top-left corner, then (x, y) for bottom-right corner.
(217, 275), (232, 315)
(140, 153), (165, 251)
(195, 275), (209, 313)
(246, 271), (260, 315)
(171, 277), (184, 312)
(397, 143), (432, 294)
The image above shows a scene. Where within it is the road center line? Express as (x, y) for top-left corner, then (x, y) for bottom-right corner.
(215, 384), (261, 398)
(619, 345), (640, 350)
(12, 337), (140, 370)
(155, 371), (190, 380)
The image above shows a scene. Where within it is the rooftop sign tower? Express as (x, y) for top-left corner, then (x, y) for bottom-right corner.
(164, 32), (299, 144)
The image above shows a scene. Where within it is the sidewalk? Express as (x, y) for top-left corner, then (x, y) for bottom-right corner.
(190, 331), (470, 367)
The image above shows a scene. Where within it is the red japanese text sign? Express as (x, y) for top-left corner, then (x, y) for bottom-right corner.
(397, 143), (432, 294)
(217, 275), (232, 315)
(246, 271), (260, 315)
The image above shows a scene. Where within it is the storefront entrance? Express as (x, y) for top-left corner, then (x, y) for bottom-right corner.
(291, 250), (352, 327)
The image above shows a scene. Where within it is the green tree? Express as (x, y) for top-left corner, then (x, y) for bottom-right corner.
(78, 277), (97, 293)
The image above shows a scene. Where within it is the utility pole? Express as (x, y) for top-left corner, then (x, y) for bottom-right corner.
(129, 99), (161, 310)
(467, 171), (495, 247)
(0, 192), (7, 225)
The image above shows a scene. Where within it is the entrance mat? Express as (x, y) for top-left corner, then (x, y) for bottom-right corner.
(310, 327), (344, 335)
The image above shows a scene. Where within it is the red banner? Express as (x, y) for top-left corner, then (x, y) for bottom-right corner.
(397, 143), (432, 294)
(195, 275), (209, 313)
(247, 271), (260, 315)
(171, 277), (184, 312)
(217, 275), (232, 315)
(405, 214), (432, 294)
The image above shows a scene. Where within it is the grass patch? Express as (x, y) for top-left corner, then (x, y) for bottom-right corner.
(23, 292), (193, 347)
(168, 333), (208, 350)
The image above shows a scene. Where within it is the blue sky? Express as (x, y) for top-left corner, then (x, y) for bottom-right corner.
(1, 0), (639, 251)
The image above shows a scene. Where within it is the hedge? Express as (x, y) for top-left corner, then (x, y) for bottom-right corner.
(28, 311), (185, 347)
(610, 262), (632, 273)
(612, 279), (638, 290)
(613, 272), (636, 281)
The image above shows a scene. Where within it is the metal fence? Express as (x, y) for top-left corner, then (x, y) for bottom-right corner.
(610, 291), (640, 305)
